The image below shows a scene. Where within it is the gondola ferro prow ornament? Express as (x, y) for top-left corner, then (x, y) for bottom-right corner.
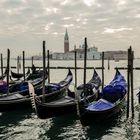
(28, 82), (37, 114)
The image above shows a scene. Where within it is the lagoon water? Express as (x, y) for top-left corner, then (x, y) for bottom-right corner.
(0, 59), (140, 140)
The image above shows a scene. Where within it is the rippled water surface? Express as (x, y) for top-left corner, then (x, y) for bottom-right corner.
(0, 59), (140, 140)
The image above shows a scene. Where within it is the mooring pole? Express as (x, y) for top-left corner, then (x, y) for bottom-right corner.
(74, 45), (77, 88)
(108, 58), (110, 70)
(42, 41), (46, 103)
(32, 56), (34, 67)
(130, 49), (134, 117)
(83, 38), (87, 95)
(127, 47), (131, 118)
(22, 51), (25, 81)
(47, 50), (50, 83)
(19, 55), (21, 70)
(1, 53), (3, 78)
(6, 49), (10, 95)
(17, 56), (20, 74)
(102, 52), (104, 90)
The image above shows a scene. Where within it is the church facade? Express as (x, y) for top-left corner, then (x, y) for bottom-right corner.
(52, 29), (101, 60)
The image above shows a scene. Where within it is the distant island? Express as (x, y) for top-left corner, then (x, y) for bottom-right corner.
(13, 29), (128, 61)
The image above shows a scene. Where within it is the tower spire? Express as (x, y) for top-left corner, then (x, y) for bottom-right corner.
(65, 28), (69, 41)
(64, 28), (69, 53)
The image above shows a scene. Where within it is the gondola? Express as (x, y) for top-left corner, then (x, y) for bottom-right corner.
(0, 68), (8, 80)
(31, 69), (101, 119)
(0, 69), (72, 112)
(26, 68), (48, 81)
(10, 67), (47, 81)
(0, 77), (45, 112)
(1, 67), (48, 95)
(79, 69), (127, 123)
(0, 76), (44, 95)
(11, 69), (30, 79)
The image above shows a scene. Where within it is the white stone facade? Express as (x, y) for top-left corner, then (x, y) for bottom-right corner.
(51, 46), (101, 60)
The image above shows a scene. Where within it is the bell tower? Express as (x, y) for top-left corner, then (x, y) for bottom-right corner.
(64, 28), (69, 53)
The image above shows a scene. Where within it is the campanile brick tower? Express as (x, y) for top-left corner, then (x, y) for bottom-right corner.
(64, 28), (69, 53)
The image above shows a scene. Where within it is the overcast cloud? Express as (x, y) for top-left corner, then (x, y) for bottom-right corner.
(0, 0), (140, 57)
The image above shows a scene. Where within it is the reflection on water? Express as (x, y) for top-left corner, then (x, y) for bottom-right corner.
(84, 113), (124, 140)
(0, 109), (32, 139)
(36, 112), (127, 140)
(1, 109), (140, 140)
(45, 114), (86, 140)
(0, 110), (53, 140)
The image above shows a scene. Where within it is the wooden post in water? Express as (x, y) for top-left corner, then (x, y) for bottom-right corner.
(83, 38), (87, 95)
(47, 50), (50, 83)
(22, 51), (25, 81)
(6, 49), (10, 95)
(74, 45), (77, 88)
(127, 47), (131, 118)
(108, 58), (110, 70)
(31, 56), (34, 67)
(130, 49), (134, 117)
(42, 41), (46, 103)
(1, 53), (3, 78)
(17, 56), (19, 74)
(102, 52), (104, 90)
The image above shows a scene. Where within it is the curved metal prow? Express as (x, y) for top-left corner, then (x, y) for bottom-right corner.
(28, 82), (37, 113)
(137, 87), (140, 104)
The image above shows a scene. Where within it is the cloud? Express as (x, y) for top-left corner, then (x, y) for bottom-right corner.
(63, 17), (72, 20)
(102, 27), (133, 34)
(0, 0), (140, 57)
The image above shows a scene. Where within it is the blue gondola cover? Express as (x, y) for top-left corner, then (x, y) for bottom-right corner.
(100, 70), (127, 103)
(0, 80), (7, 93)
(17, 82), (28, 91)
(86, 99), (114, 111)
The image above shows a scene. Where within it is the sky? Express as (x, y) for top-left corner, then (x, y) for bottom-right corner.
(0, 0), (140, 57)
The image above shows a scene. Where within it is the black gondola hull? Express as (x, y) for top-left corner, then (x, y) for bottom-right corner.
(33, 69), (101, 119)
(0, 99), (31, 112)
(0, 87), (67, 112)
(35, 91), (97, 119)
(80, 95), (126, 125)
(0, 69), (72, 112)
(36, 100), (77, 119)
